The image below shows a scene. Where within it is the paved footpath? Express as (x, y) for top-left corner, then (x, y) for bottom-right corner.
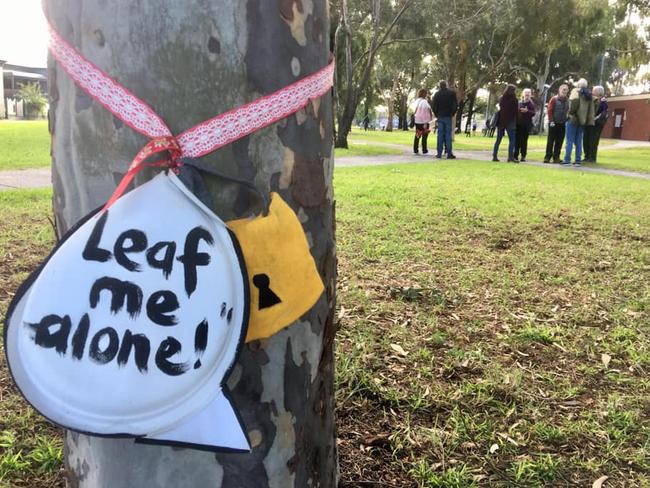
(2, 139), (649, 191)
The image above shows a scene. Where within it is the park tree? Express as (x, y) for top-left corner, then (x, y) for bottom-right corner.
(508, 0), (612, 131)
(332, 0), (415, 147)
(43, 0), (337, 486)
(608, 0), (650, 94)
(423, 0), (520, 131)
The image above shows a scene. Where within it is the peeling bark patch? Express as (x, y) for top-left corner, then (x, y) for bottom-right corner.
(279, 147), (295, 189)
(280, 0), (313, 46)
(291, 155), (325, 208)
(94, 29), (105, 47)
(208, 36), (221, 53)
(291, 56), (300, 76)
(249, 429), (263, 448)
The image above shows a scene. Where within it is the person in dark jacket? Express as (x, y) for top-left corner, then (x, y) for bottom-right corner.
(543, 84), (569, 163)
(432, 80), (458, 159)
(492, 84), (518, 162)
(584, 85), (608, 163)
(513, 88), (536, 162)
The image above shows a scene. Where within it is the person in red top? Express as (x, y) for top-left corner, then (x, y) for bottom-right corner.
(544, 84), (569, 163)
(513, 88), (535, 162)
(492, 84), (519, 162)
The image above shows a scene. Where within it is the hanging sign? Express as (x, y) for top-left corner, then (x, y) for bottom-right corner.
(4, 172), (250, 451)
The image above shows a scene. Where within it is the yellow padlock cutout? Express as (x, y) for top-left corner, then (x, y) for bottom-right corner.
(227, 193), (324, 342)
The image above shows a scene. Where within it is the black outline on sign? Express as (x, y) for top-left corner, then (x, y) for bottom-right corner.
(4, 206), (251, 453)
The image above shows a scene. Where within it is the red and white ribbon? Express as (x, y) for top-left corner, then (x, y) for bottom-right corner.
(47, 22), (334, 207)
(48, 25), (172, 139)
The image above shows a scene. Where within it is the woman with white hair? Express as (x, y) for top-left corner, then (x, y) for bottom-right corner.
(513, 88), (536, 162)
(563, 78), (594, 166)
(584, 85), (609, 163)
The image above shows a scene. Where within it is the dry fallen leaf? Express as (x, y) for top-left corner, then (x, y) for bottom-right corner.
(601, 353), (612, 368)
(592, 475), (608, 488)
(389, 343), (408, 356)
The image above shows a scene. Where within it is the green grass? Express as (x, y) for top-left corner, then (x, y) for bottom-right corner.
(334, 141), (403, 157)
(0, 121), (50, 171)
(335, 162), (650, 487)
(0, 189), (63, 488)
(347, 127), (617, 152)
(590, 148), (650, 174)
(1, 163), (649, 486)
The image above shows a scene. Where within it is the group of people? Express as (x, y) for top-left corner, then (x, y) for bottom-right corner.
(411, 81), (458, 159)
(544, 79), (609, 165)
(411, 78), (609, 166)
(492, 79), (609, 165)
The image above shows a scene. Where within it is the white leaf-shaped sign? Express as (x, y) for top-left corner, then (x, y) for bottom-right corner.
(4, 172), (250, 452)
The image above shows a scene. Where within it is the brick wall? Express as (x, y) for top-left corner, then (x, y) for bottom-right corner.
(601, 95), (650, 141)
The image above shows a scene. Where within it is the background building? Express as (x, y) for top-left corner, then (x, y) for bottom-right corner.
(601, 93), (650, 141)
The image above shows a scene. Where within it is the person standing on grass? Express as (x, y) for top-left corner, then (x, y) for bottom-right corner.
(544, 84), (569, 164)
(584, 85), (608, 163)
(412, 88), (433, 154)
(563, 78), (594, 166)
(513, 88), (535, 162)
(492, 84), (518, 162)
(432, 80), (458, 159)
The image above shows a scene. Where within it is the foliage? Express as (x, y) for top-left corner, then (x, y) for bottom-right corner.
(15, 83), (47, 117)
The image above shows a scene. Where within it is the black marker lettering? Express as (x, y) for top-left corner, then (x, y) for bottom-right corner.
(114, 229), (147, 272)
(28, 314), (71, 355)
(176, 226), (213, 297)
(146, 241), (176, 279)
(89, 327), (119, 364)
(71, 313), (90, 360)
(117, 330), (151, 372)
(155, 337), (189, 376)
(146, 290), (179, 326)
(89, 276), (143, 318)
(82, 211), (112, 262)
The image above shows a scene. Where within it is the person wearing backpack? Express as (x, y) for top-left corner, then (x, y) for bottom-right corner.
(584, 85), (608, 163)
(412, 88), (433, 154)
(563, 78), (594, 166)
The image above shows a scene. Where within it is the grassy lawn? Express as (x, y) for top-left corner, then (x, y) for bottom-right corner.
(0, 121), (50, 171)
(335, 162), (649, 487)
(590, 148), (650, 174)
(334, 141), (403, 158)
(348, 127), (618, 152)
(0, 163), (649, 486)
(0, 189), (62, 488)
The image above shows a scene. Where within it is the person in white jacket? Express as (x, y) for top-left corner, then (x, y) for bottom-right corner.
(412, 88), (433, 154)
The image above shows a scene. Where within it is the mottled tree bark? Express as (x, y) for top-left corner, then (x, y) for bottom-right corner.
(44, 1), (337, 486)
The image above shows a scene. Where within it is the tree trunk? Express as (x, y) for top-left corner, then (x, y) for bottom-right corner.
(464, 90), (476, 134)
(44, 1), (337, 487)
(385, 78), (397, 132)
(399, 91), (409, 130)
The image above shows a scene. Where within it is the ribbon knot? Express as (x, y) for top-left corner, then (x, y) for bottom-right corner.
(102, 136), (184, 211)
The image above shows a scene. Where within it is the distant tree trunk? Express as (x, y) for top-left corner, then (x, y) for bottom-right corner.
(385, 78), (398, 132)
(44, 1), (337, 487)
(398, 90), (408, 130)
(464, 89), (476, 133)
